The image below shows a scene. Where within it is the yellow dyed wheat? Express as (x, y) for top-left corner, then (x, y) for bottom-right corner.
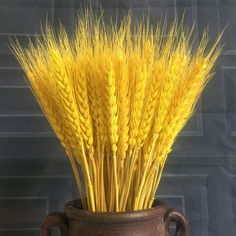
(11, 9), (222, 212)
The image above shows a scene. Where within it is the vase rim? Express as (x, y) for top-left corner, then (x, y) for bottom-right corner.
(64, 198), (168, 223)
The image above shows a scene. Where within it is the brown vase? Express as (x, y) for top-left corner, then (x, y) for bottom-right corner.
(40, 199), (189, 236)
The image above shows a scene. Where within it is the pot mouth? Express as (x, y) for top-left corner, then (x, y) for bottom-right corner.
(64, 199), (168, 223)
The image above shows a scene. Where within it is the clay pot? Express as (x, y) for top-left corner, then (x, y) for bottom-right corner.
(40, 199), (189, 236)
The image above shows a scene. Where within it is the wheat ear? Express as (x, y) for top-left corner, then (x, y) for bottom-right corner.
(105, 60), (119, 211)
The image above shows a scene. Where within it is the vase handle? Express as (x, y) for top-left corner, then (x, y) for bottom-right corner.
(164, 209), (189, 236)
(40, 212), (68, 236)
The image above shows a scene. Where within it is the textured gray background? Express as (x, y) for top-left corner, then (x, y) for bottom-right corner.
(0, 0), (235, 235)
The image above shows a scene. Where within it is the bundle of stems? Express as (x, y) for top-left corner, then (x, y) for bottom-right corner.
(11, 10), (222, 212)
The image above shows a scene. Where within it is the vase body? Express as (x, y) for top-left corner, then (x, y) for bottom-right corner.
(40, 199), (189, 236)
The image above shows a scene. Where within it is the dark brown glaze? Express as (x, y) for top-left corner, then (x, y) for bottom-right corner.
(40, 199), (189, 236)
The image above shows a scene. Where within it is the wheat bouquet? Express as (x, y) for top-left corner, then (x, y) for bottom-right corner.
(12, 10), (222, 212)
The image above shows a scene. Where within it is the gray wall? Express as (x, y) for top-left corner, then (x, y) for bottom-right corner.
(0, 0), (235, 235)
